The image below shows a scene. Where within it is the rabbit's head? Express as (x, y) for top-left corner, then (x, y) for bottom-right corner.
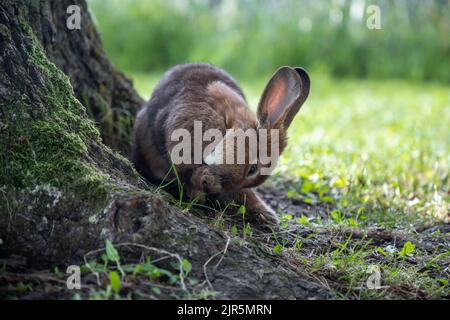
(197, 66), (310, 194)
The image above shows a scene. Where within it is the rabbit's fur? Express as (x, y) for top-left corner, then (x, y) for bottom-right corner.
(133, 62), (310, 225)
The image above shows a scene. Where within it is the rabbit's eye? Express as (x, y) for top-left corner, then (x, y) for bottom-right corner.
(247, 164), (258, 177)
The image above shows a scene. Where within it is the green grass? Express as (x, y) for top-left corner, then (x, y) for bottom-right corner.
(279, 75), (449, 229)
(77, 240), (213, 300)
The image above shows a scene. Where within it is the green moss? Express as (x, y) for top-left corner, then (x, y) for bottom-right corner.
(0, 25), (116, 203)
(82, 87), (113, 135)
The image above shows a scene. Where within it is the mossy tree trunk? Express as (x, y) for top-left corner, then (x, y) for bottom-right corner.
(0, 0), (328, 299)
(5, 0), (144, 156)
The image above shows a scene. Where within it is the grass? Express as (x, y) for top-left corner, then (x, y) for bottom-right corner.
(277, 75), (449, 229)
(77, 240), (207, 300)
(125, 71), (449, 299)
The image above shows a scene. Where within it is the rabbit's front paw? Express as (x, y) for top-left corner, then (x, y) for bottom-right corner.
(186, 187), (206, 203)
(255, 207), (280, 226)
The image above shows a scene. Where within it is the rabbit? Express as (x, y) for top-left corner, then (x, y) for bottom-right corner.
(133, 62), (310, 226)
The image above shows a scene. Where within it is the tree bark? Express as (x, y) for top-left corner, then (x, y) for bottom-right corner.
(0, 0), (329, 299)
(21, 0), (144, 157)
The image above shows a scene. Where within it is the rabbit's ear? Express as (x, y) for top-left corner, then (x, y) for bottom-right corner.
(257, 66), (310, 129)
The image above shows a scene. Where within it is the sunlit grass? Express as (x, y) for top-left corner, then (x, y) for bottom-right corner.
(130, 72), (449, 229)
(279, 75), (449, 228)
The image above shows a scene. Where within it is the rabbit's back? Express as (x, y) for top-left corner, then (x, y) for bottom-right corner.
(133, 63), (247, 182)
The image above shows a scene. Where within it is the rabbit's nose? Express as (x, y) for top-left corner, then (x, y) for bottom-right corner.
(202, 179), (209, 193)
(201, 175), (214, 193)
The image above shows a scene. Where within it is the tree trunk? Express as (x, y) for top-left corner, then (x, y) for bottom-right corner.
(0, 0), (329, 299)
(19, 0), (144, 157)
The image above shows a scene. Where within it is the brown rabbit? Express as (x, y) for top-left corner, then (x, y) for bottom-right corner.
(133, 63), (310, 225)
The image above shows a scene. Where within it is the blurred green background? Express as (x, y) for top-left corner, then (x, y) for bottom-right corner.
(88, 0), (450, 82)
(87, 0), (449, 227)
